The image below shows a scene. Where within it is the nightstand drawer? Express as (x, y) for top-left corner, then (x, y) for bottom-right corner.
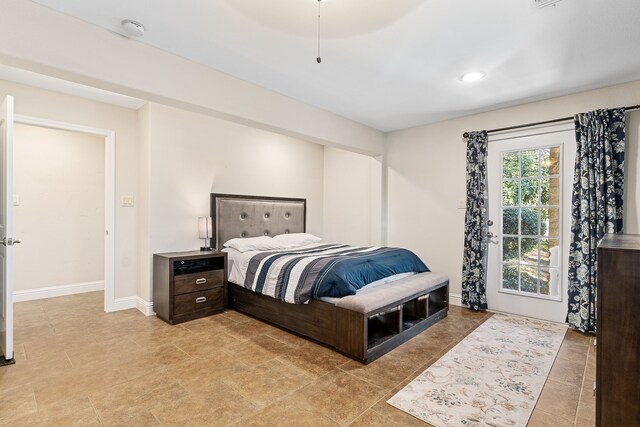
(174, 287), (224, 315)
(174, 269), (225, 295)
(154, 250), (227, 325)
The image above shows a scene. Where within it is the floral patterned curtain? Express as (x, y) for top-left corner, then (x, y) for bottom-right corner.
(567, 108), (626, 333)
(462, 131), (489, 310)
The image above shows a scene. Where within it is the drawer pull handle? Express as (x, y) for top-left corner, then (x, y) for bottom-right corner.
(195, 278), (207, 285)
(195, 297), (207, 303)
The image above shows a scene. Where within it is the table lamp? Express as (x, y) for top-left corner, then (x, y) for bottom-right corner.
(198, 216), (214, 251)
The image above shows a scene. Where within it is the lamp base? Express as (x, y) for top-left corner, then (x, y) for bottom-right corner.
(200, 246), (214, 252)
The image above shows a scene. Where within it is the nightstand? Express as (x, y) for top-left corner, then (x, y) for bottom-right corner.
(153, 250), (227, 324)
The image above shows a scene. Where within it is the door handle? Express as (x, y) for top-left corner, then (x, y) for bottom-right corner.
(487, 232), (496, 238)
(0, 237), (21, 246)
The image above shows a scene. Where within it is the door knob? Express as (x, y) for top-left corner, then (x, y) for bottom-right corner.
(0, 237), (21, 246)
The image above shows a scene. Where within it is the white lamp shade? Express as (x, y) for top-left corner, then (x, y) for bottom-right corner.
(198, 217), (213, 239)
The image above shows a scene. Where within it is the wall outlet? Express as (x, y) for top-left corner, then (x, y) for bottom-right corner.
(122, 196), (134, 207)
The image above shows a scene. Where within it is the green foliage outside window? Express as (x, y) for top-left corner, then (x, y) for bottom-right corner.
(502, 209), (547, 259)
(502, 150), (548, 260)
(501, 148), (559, 296)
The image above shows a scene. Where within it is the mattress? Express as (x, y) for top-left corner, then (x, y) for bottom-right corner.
(223, 244), (418, 304)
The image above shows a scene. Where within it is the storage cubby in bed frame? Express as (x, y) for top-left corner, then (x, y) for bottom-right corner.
(335, 281), (449, 363)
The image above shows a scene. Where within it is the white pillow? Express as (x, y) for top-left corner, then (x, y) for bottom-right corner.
(223, 236), (289, 253)
(273, 233), (322, 246)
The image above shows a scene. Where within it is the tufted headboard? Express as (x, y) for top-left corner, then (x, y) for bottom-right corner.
(210, 193), (306, 249)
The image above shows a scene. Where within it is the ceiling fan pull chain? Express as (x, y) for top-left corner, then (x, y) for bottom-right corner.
(317, 0), (322, 63)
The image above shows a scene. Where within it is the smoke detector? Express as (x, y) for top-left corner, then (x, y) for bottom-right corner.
(121, 19), (145, 37)
(534, 0), (563, 8)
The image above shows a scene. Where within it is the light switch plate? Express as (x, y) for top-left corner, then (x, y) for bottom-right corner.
(457, 199), (466, 209)
(12, 195), (19, 206)
(122, 197), (134, 207)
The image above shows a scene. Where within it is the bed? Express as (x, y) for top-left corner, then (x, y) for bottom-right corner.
(211, 193), (449, 363)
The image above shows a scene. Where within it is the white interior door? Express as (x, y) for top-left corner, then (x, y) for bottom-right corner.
(486, 128), (574, 323)
(0, 95), (15, 365)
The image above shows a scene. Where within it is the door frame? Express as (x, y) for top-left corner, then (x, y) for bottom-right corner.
(486, 121), (574, 322)
(1, 95), (15, 364)
(14, 115), (116, 312)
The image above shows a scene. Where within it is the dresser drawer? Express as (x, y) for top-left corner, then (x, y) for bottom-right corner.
(174, 287), (224, 316)
(174, 269), (224, 295)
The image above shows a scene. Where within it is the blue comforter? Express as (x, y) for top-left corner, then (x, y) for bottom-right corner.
(243, 244), (429, 304)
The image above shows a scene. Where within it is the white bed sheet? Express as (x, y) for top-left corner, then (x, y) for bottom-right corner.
(222, 243), (324, 285)
(222, 244), (417, 304)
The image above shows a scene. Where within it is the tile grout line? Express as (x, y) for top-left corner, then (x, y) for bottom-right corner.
(19, 343), (28, 361)
(87, 396), (105, 426)
(347, 361), (432, 426)
(29, 386), (38, 415)
(336, 366), (386, 393)
(573, 338), (594, 427)
(289, 363), (376, 426)
(63, 350), (74, 368)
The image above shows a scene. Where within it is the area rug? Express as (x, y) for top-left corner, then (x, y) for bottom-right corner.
(387, 314), (566, 427)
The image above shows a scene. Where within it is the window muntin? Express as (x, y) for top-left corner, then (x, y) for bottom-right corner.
(500, 146), (562, 299)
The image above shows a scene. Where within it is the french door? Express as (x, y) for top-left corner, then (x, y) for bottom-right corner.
(486, 128), (574, 323)
(0, 96), (15, 365)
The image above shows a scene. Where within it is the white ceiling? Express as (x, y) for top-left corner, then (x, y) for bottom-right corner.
(30, 0), (640, 131)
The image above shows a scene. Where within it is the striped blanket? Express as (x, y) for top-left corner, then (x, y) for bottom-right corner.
(243, 244), (429, 304)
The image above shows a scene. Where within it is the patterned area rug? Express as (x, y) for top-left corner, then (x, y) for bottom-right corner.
(387, 314), (566, 427)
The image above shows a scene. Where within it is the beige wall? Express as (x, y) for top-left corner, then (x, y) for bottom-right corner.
(323, 146), (382, 246)
(0, 79), (139, 300)
(13, 125), (104, 291)
(0, 79), (380, 307)
(140, 103), (325, 302)
(386, 80), (640, 296)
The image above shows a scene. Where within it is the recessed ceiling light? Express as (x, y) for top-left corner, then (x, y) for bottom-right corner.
(460, 72), (485, 82)
(121, 19), (145, 37)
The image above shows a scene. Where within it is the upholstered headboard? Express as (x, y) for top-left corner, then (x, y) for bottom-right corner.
(210, 193), (306, 249)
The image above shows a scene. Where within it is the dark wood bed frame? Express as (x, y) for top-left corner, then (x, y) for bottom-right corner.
(211, 193), (448, 364)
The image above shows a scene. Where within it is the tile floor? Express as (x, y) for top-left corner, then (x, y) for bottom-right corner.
(1, 291), (595, 426)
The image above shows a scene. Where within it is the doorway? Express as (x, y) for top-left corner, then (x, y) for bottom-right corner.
(486, 126), (575, 322)
(12, 115), (115, 312)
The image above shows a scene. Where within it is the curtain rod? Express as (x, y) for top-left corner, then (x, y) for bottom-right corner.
(463, 104), (640, 139)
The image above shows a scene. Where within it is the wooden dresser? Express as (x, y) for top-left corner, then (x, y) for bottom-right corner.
(153, 251), (227, 324)
(596, 233), (640, 426)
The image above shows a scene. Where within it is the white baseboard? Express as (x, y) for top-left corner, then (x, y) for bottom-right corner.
(136, 297), (154, 316)
(13, 281), (104, 302)
(111, 296), (154, 316)
(14, 282), (155, 318)
(449, 292), (462, 307)
(112, 296), (137, 311)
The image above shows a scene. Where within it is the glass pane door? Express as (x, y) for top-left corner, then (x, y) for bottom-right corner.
(500, 146), (562, 300)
